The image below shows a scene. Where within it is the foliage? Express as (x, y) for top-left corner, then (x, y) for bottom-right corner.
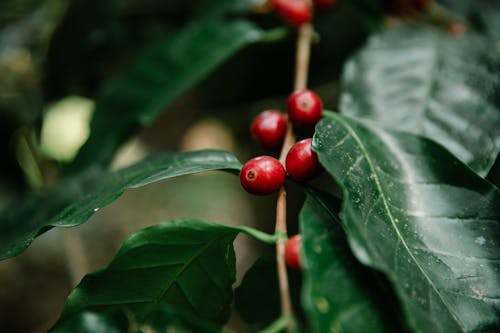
(0, 0), (498, 332)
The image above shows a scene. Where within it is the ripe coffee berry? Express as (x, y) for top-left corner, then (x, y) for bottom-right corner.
(287, 89), (323, 128)
(285, 234), (302, 270)
(286, 138), (322, 181)
(314, 0), (337, 9)
(251, 110), (287, 150)
(240, 156), (286, 195)
(273, 0), (312, 27)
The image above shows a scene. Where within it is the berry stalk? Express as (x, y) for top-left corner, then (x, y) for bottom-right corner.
(275, 21), (313, 330)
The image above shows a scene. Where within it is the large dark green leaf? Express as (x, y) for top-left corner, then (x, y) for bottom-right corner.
(340, 23), (500, 176)
(234, 254), (303, 326)
(52, 305), (225, 333)
(50, 311), (127, 333)
(0, 149), (241, 260)
(313, 112), (500, 333)
(234, 255), (281, 324)
(71, 16), (276, 170)
(301, 189), (406, 333)
(58, 219), (239, 324)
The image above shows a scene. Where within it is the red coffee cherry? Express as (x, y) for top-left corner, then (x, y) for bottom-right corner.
(251, 110), (287, 150)
(286, 138), (322, 181)
(314, 0), (337, 9)
(273, 0), (312, 27)
(285, 234), (302, 270)
(287, 89), (323, 128)
(240, 156), (286, 195)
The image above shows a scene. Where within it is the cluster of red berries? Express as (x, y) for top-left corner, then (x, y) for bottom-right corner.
(272, 0), (337, 26)
(240, 89), (323, 196)
(240, 89), (323, 270)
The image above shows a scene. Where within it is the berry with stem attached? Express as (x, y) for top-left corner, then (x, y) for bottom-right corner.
(273, 0), (312, 27)
(251, 110), (287, 150)
(287, 89), (323, 129)
(286, 138), (322, 181)
(240, 156), (286, 195)
(285, 234), (302, 270)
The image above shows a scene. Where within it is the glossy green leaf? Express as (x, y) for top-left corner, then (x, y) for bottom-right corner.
(301, 189), (406, 333)
(50, 311), (127, 333)
(59, 219), (240, 325)
(234, 254), (303, 326)
(0, 149), (241, 260)
(234, 255), (280, 324)
(313, 112), (500, 333)
(52, 306), (224, 333)
(340, 23), (500, 176)
(72, 16), (275, 169)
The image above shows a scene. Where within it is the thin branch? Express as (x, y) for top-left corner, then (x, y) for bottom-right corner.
(274, 22), (314, 331)
(294, 23), (313, 91)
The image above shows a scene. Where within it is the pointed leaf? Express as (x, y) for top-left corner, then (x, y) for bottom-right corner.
(72, 17), (276, 169)
(341, 23), (500, 176)
(313, 112), (500, 333)
(59, 219), (241, 325)
(0, 150), (241, 260)
(301, 189), (407, 333)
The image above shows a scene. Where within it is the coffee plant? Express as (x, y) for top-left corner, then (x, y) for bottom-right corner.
(0, 0), (499, 332)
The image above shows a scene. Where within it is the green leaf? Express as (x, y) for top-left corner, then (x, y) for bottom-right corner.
(313, 112), (500, 332)
(300, 189), (406, 333)
(72, 16), (275, 170)
(58, 219), (240, 325)
(0, 149), (241, 260)
(340, 23), (500, 176)
(52, 306), (225, 333)
(141, 305), (225, 333)
(234, 254), (303, 326)
(234, 255), (280, 324)
(50, 311), (127, 333)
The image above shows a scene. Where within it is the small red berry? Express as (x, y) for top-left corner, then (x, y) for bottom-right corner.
(285, 235), (302, 270)
(314, 0), (337, 9)
(251, 110), (287, 150)
(286, 138), (322, 181)
(287, 89), (323, 128)
(273, 0), (312, 27)
(240, 156), (286, 195)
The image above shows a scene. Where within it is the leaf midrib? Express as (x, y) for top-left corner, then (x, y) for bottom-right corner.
(149, 232), (234, 316)
(332, 114), (464, 331)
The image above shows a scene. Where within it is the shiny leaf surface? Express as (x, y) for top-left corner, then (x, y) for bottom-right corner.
(72, 17), (272, 169)
(59, 219), (240, 324)
(234, 253), (303, 326)
(301, 189), (405, 333)
(341, 23), (500, 176)
(313, 112), (500, 333)
(0, 150), (241, 260)
(51, 311), (127, 333)
(51, 307), (224, 333)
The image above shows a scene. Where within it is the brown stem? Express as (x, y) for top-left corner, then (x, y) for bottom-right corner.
(293, 23), (313, 92)
(274, 22), (313, 331)
(275, 187), (293, 322)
